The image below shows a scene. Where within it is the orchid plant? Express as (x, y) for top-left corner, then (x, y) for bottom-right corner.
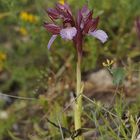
(44, 2), (108, 140)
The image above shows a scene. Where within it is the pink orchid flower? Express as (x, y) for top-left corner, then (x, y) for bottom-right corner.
(44, 3), (108, 55)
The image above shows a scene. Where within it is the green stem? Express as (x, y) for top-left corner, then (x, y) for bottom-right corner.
(74, 53), (83, 140)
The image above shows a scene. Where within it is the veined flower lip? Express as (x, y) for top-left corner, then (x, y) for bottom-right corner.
(89, 29), (108, 43)
(60, 27), (77, 40)
(47, 27), (77, 49)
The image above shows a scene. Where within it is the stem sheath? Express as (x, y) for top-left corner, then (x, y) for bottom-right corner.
(74, 53), (83, 140)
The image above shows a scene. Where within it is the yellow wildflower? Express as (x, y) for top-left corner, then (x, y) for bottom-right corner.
(19, 11), (38, 23)
(59, 0), (65, 5)
(102, 59), (114, 67)
(0, 52), (6, 61)
(20, 12), (28, 21)
(27, 14), (36, 23)
(19, 27), (28, 36)
(0, 52), (6, 72)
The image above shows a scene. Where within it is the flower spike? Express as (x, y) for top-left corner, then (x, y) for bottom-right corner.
(44, 3), (108, 54)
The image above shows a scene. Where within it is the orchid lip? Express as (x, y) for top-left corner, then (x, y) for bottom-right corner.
(89, 29), (108, 43)
(60, 27), (77, 40)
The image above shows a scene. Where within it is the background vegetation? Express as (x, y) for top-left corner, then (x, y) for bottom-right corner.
(0, 0), (140, 139)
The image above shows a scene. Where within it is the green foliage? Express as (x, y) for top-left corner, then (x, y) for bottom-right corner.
(0, 114), (16, 139)
(112, 68), (126, 86)
(0, 0), (140, 139)
(83, 95), (140, 140)
(48, 103), (69, 139)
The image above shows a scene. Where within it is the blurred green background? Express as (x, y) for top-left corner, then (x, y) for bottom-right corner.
(0, 0), (140, 139)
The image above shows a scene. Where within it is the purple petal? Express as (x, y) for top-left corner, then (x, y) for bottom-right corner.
(56, 3), (74, 25)
(47, 35), (57, 49)
(44, 23), (61, 34)
(81, 5), (90, 18)
(46, 8), (59, 20)
(77, 10), (82, 27)
(89, 17), (99, 32)
(83, 17), (99, 34)
(56, 3), (72, 15)
(81, 5), (89, 14)
(60, 27), (77, 40)
(89, 29), (108, 43)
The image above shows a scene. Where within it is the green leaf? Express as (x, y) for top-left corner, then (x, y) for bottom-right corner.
(8, 131), (21, 140)
(112, 67), (125, 86)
